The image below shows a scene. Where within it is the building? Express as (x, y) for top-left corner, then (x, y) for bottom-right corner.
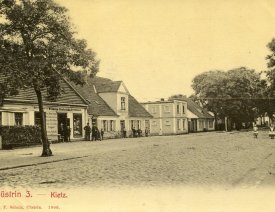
(72, 76), (152, 138)
(142, 98), (188, 135)
(0, 77), (89, 141)
(186, 98), (215, 132)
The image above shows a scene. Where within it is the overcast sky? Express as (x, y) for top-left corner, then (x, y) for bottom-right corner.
(57, 0), (275, 101)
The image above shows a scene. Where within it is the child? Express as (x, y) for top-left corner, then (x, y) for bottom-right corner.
(253, 125), (258, 139)
(269, 125), (275, 139)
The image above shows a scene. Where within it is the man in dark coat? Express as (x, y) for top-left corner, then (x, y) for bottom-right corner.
(84, 123), (91, 141)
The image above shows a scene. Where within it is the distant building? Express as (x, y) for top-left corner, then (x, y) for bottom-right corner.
(186, 98), (215, 132)
(72, 77), (152, 138)
(142, 98), (188, 135)
(0, 77), (89, 141)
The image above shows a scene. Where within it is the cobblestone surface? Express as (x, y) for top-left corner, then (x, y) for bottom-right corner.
(1, 132), (275, 189)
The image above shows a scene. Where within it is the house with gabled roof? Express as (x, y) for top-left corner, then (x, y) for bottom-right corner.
(72, 76), (153, 138)
(186, 98), (215, 132)
(0, 75), (89, 141)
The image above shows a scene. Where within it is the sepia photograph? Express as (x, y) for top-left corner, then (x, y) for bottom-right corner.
(0, 0), (275, 211)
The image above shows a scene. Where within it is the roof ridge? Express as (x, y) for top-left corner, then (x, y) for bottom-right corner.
(62, 77), (89, 105)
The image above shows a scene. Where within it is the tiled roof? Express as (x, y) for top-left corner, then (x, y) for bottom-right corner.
(71, 79), (118, 117)
(186, 98), (214, 119)
(73, 76), (152, 118)
(88, 77), (122, 93)
(0, 74), (87, 105)
(128, 95), (153, 118)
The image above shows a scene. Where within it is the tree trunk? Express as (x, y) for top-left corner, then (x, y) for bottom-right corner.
(34, 88), (53, 157)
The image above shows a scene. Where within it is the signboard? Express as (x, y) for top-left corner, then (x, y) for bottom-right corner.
(46, 111), (58, 136)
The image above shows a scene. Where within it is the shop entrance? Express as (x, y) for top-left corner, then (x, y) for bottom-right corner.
(58, 113), (70, 142)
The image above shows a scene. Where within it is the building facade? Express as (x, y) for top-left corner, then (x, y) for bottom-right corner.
(142, 99), (188, 135)
(0, 79), (89, 141)
(72, 77), (152, 138)
(186, 98), (215, 132)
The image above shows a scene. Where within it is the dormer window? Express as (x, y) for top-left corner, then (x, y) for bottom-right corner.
(121, 97), (126, 110)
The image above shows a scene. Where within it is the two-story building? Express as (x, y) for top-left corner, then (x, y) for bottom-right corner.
(0, 77), (89, 141)
(72, 76), (152, 138)
(142, 98), (188, 135)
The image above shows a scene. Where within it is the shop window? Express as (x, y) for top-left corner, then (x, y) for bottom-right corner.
(73, 114), (82, 137)
(121, 97), (126, 110)
(15, 113), (23, 126)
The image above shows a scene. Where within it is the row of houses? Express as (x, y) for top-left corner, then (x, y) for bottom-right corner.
(0, 76), (215, 141)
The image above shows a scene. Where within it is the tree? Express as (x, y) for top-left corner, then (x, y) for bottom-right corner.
(265, 38), (275, 122)
(191, 67), (265, 128)
(0, 0), (99, 156)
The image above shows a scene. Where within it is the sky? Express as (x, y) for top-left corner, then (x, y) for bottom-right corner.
(57, 0), (275, 101)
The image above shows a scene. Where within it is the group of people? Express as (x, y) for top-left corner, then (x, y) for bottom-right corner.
(253, 124), (275, 139)
(84, 123), (104, 141)
(131, 127), (150, 138)
(59, 123), (71, 142)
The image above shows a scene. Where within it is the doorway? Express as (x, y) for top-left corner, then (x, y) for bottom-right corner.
(120, 120), (125, 131)
(58, 113), (69, 141)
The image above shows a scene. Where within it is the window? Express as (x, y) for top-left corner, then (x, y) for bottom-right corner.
(110, 120), (115, 131)
(103, 120), (108, 131)
(182, 119), (185, 129)
(182, 106), (185, 114)
(177, 105), (180, 114)
(151, 106), (157, 113)
(15, 113), (23, 126)
(73, 114), (82, 137)
(165, 120), (171, 126)
(0, 112), (2, 126)
(164, 106), (170, 113)
(199, 120), (204, 129)
(130, 120), (134, 129)
(121, 97), (126, 110)
(177, 119), (181, 130)
(209, 119), (214, 128)
(137, 120), (141, 129)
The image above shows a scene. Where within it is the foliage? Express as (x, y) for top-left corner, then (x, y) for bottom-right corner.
(265, 38), (275, 121)
(191, 67), (265, 124)
(0, 0), (99, 156)
(0, 125), (41, 149)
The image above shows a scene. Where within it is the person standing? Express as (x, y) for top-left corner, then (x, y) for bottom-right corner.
(145, 127), (149, 137)
(91, 125), (97, 141)
(132, 127), (136, 138)
(66, 125), (71, 142)
(84, 123), (91, 141)
(100, 129), (104, 140)
(123, 127), (127, 138)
